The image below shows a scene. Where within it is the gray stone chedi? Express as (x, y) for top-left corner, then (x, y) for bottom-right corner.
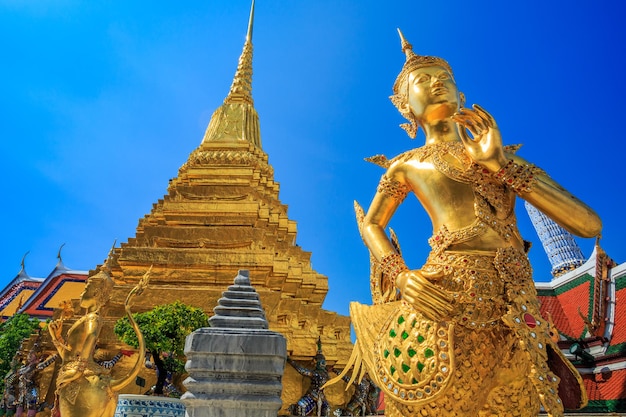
(182, 270), (287, 417)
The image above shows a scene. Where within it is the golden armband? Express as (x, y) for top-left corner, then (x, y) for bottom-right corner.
(494, 159), (541, 194)
(377, 175), (411, 204)
(380, 252), (409, 279)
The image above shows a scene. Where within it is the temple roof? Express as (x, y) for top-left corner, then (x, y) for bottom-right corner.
(536, 245), (626, 410)
(0, 256), (45, 319)
(19, 257), (88, 319)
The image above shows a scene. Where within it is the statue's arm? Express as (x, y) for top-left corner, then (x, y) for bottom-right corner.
(287, 358), (312, 377)
(48, 320), (63, 349)
(453, 104), (601, 237)
(36, 354), (59, 370)
(97, 352), (123, 369)
(361, 167), (453, 320)
(361, 182), (401, 261)
(110, 269), (150, 391)
(503, 153), (601, 237)
(48, 319), (73, 356)
(454, 104), (602, 237)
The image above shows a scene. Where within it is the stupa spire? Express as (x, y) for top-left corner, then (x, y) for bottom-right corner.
(201, 0), (261, 147)
(525, 201), (586, 278)
(225, 0), (254, 105)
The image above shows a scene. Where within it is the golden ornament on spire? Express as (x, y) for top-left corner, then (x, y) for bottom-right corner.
(201, 0), (261, 148)
(225, 0), (255, 105)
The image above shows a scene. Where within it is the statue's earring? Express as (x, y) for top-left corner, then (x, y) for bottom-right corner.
(459, 92), (466, 108)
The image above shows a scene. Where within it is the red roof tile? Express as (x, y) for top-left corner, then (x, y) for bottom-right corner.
(582, 368), (626, 401)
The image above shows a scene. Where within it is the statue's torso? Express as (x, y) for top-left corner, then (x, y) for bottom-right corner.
(389, 141), (524, 254)
(65, 313), (100, 357)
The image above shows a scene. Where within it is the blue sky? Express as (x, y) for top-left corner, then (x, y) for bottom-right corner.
(1, 1), (625, 317)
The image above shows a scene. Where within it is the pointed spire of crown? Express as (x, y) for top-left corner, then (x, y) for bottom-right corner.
(397, 28), (416, 59)
(201, 0), (262, 148)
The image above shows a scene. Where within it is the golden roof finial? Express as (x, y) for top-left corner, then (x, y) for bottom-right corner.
(225, 0), (255, 105)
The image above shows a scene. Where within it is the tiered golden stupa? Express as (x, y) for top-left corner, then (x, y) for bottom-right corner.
(77, 2), (352, 410)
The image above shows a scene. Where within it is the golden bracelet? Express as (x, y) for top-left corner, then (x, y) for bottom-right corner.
(379, 252), (409, 279)
(495, 159), (540, 194)
(377, 175), (411, 203)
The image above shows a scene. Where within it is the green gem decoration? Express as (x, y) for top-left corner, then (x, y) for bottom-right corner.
(417, 334), (425, 343)
(390, 329), (397, 338)
(411, 319), (417, 327)
(397, 378), (403, 384)
(383, 349), (390, 358)
(417, 362), (425, 372)
(408, 348), (417, 358)
(394, 348), (402, 357)
(398, 315), (405, 325)
(401, 331), (409, 340)
(390, 365), (396, 375)
(402, 363), (411, 373)
(412, 378), (418, 384)
(424, 349), (434, 358)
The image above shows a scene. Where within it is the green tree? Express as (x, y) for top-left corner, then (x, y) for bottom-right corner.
(0, 313), (40, 392)
(114, 301), (208, 396)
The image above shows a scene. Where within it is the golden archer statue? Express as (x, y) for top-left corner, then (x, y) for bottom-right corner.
(48, 252), (149, 417)
(329, 30), (601, 417)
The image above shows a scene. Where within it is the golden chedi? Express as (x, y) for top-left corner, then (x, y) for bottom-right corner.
(43, 3), (353, 413)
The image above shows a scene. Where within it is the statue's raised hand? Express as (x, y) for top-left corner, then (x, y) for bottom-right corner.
(396, 269), (454, 321)
(453, 104), (508, 172)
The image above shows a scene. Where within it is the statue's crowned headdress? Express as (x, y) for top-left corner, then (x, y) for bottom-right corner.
(390, 29), (454, 138)
(86, 241), (117, 306)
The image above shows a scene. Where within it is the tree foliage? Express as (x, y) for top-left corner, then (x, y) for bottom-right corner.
(0, 313), (41, 392)
(114, 301), (208, 395)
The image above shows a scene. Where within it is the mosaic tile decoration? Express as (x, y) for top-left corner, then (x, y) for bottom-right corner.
(114, 394), (186, 417)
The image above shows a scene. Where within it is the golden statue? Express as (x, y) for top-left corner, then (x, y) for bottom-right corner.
(329, 30), (601, 417)
(48, 254), (149, 417)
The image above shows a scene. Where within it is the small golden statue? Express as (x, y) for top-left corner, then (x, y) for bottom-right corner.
(329, 30), (601, 417)
(48, 253), (150, 417)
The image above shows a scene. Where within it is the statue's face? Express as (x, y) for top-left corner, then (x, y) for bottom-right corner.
(80, 278), (98, 308)
(407, 65), (459, 123)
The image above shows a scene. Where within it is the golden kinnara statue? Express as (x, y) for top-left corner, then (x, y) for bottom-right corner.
(48, 254), (149, 417)
(329, 30), (601, 417)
